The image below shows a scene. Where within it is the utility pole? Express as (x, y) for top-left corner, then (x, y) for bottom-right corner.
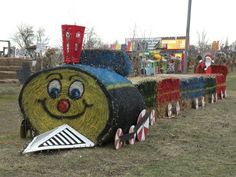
(184, 0), (192, 73)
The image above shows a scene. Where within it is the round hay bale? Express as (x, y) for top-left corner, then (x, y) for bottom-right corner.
(211, 65), (228, 78)
(19, 64), (145, 145)
(134, 79), (157, 108)
(80, 49), (132, 76)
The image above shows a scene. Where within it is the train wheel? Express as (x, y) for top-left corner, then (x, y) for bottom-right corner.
(211, 94), (214, 103)
(224, 90), (227, 98)
(136, 124), (149, 142)
(150, 109), (156, 126)
(167, 103), (172, 118)
(129, 125), (136, 145)
(143, 115), (149, 136)
(175, 101), (180, 115)
(220, 91), (224, 99)
(194, 98), (199, 110)
(114, 128), (123, 150)
(215, 93), (218, 102)
(137, 111), (149, 142)
(201, 96), (205, 108)
(137, 109), (146, 122)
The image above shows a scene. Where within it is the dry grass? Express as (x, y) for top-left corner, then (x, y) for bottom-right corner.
(0, 72), (236, 177)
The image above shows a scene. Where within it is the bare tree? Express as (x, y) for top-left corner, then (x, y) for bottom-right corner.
(36, 27), (49, 44)
(83, 27), (106, 49)
(128, 24), (140, 76)
(197, 30), (208, 56)
(231, 41), (236, 51)
(12, 24), (50, 59)
(13, 24), (35, 49)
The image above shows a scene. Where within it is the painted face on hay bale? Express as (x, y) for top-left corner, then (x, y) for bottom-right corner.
(19, 67), (109, 142)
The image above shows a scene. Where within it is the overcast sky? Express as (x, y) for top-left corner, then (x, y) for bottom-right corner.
(0, 0), (235, 47)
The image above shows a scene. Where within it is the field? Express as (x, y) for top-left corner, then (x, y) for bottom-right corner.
(0, 72), (236, 177)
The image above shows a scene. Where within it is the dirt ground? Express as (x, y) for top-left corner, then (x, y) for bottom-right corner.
(0, 72), (235, 177)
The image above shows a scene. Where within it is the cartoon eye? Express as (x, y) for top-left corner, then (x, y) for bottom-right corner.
(48, 80), (61, 99)
(69, 80), (84, 100)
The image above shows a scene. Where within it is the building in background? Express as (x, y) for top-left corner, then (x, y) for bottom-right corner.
(212, 41), (220, 52)
(111, 36), (186, 54)
(125, 37), (161, 52)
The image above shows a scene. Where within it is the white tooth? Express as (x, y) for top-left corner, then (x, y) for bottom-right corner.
(23, 124), (95, 154)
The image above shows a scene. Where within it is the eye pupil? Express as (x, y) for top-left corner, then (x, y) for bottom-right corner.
(71, 89), (81, 99)
(48, 79), (61, 99)
(50, 88), (60, 98)
(69, 80), (84, 100)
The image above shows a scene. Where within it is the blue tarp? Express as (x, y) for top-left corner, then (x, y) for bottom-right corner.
(65, 64), (133, 89)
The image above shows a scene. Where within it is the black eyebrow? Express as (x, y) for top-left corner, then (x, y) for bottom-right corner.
(69, 75), (87, 84)
(46, 73), (63, 79)
(69, 75), (81, 81)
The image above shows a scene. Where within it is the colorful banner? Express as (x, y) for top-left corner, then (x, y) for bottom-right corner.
(161, 38), (186, 50)
(115, 43), (121, 50)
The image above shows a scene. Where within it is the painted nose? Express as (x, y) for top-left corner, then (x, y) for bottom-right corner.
(57, 99), (70, 113)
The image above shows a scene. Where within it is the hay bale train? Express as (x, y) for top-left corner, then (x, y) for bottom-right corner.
(19, 64), (145, 146)
(19, 25), (228, 153)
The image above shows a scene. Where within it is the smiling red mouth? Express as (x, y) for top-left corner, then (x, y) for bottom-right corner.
(38, 98), (93, 119)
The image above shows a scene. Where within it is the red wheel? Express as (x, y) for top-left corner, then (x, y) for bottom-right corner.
(150, 109), (156, 126)
(129, 125), (136, 145)
(143, 114), (149, 135)
(137, 109), (146, 124)
(137, 110), (149, 141)
(114, 128), (123, 150)
(137, 125), (149, 142)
